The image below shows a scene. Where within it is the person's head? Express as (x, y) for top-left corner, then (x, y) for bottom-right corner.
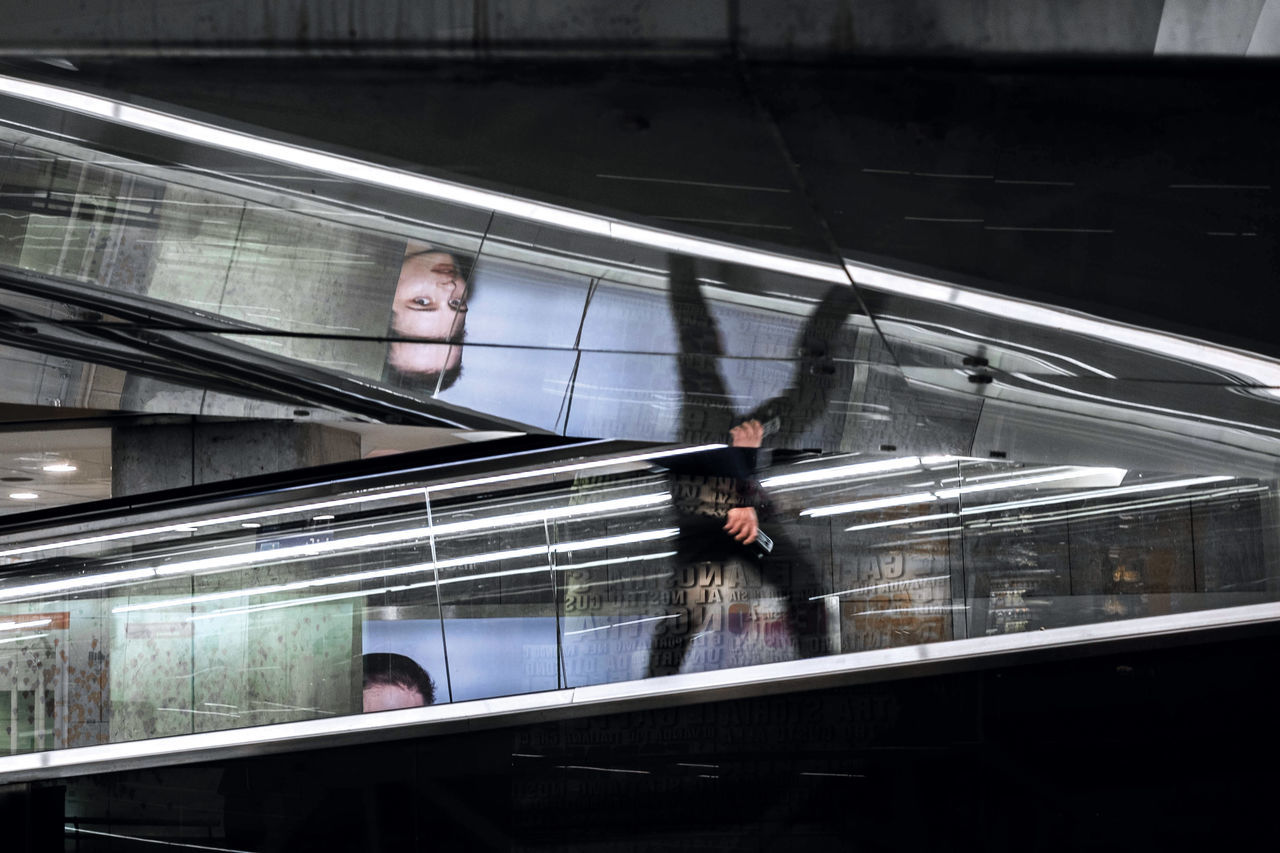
(362, 652), (437, 712)
(387, 241), (469, 392)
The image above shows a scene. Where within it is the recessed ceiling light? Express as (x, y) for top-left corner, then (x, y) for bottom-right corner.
(42, 463), (77, 473)
(9, 492), (39, 500)
(240, 522), (261, 529)
(312, 514), (335, 522)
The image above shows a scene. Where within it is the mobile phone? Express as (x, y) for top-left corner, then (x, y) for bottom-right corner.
(755, 529), (774, 554)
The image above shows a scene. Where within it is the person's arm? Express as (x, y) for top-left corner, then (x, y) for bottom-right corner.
(723, 420), (764, 544)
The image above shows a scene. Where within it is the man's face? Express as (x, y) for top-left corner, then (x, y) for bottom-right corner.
(388, 247), (468, 376)
(363, 683), (426, 713)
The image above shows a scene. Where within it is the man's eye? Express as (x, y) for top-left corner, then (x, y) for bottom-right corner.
(412, 297), (433, 307)
(433, 266), (458, 277)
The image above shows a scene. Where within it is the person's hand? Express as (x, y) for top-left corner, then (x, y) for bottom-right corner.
(724, 506), (759, 544)
(730, 419), (764, 448)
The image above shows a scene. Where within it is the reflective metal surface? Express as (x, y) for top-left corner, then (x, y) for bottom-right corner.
(1, 70), (1277, 466)
(0, 438), (1275, 770)
(0, 61), (1279, 793)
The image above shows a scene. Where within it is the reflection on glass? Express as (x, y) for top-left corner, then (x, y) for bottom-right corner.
(362, 652), (436, 712)
(3, 131), (896, 445)
(0, 447), (1274, 760)
(384, 241), (470, 395)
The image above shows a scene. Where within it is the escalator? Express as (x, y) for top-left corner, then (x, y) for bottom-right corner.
(0, 69), (1277, 849)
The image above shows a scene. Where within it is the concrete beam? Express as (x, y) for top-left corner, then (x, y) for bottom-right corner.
(3, 0), (1270, 58)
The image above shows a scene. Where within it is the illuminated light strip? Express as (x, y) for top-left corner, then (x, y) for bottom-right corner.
(760, 455), (947, 489)
(0, 75), (610, 236)
(427, 444), (724, 493)
(801, 492), (937, 518)
(144, 491), (669, 578)
(430, 492), (669, 536)
(0, 568), (159, 604)
(63, 825), (255, 853)
(552, 550), (677, 572)
(6, 74), (1278, 396)
(0, 75), (850, 285)
(850, 604), (969, 616)
(563, 614), (680, 636)
(843, 513), (958, 533)
(12, 494), (670, 607)
(0, 632), (48, 644)
(933, 467), (1126, 499)
(810, 573), (952, 601)
(146, 525), (434, 578)
(608, 223), (847, 284)
(184, 566), (549, 621)
(943, 465), (1073, 485)
(1014, 372), (1280, 434)
(0, 486), (430, 560)
(981, 484), (1267, 529)
(186, 528), (680, 621)
(804, 467), (1125, 518)
(848, 260), (1280, 394)
(957, 475), (1235, 517)
(0, 618), (51, 631)
(115, 547), (680, 615)
(987, 486), (1264, 527)
(0, 444), (710, 564)
(79, 492), (664, 601)
(117, 528), (679, 615)
(114, 565), (434, 614)
(879, 314), (1116, 378)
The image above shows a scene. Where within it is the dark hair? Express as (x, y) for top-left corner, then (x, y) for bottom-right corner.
(402, 245), (475, 286)
(362, 652), (436, 705)
(382, 355), (464, 394)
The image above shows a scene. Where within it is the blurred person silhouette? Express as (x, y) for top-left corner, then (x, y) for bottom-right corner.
(646, 254), (860, 677)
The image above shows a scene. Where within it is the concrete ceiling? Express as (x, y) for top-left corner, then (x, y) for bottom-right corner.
(0, 0), (1276, 59)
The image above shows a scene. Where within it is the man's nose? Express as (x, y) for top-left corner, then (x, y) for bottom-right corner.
(440, 279), (468, 311)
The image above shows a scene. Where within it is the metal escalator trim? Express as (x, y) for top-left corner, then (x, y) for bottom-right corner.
(114, 324), (541, 432)
(0, 309), (315, 407)
(0, 265), (542, 432)
(0, 73), (849, 286)
(0, 264), (268, 334)
(2, 599), (1277, 783)
(0, 433), (622, 540)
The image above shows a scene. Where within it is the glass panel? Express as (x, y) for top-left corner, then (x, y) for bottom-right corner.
(409, 342), (580, 432)
(0, 441), (1276, 757)
(2, 92), (1280, 765)
(0, 138), (490, 395)
(423, 484), (562, 702)
(2, 129), (903, 447)
(958, 463), (1276, 632)
(552, 465), (679, 686)
(0, 481), (437, 751)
